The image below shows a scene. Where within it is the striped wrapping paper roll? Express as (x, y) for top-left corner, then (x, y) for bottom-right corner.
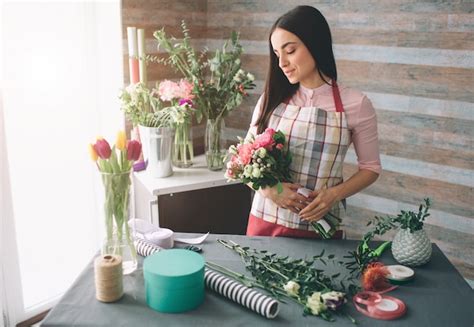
(134, 239), (280, 319)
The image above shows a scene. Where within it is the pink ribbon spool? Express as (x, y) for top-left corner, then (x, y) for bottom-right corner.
(353, 291), (406, 320)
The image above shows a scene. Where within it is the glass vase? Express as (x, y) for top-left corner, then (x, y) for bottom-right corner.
(172, 121), (194, 168)
(100, 170), (137, 275)
(205, 117), (226, 171)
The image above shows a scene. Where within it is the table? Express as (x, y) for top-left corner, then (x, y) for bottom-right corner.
(42, 234), (474, 326)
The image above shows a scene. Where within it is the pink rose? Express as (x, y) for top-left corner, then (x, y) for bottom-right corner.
(238, 143), (254, 165)
(158, 80), (180, 101)
(177, 79), (195, 99)
(254, 128), (276, 150)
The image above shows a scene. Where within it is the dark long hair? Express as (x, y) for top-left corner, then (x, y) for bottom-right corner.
(256, 6), (337, 133)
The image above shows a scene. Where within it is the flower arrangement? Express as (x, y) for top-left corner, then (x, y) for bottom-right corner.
(119, 78), (195, 128)
(224, 128), (341, 239)
(152, 21), (256, 122)
(88, 131), (142, 273)
(206, 240), (354, 323)
(224, 128), (292, 191)
(156, 79), (196, 166)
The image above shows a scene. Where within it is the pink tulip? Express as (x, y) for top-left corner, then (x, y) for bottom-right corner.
(126, 140), (142, 161)
(94, 139), (112, 159)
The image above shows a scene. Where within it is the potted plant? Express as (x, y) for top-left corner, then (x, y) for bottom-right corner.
(390, 198), (432, 266)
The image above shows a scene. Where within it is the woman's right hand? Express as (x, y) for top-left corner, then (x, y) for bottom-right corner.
(259, 183), (310, 214)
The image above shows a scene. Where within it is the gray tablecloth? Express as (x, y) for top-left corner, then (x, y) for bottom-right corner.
(42, 234), (473, 326)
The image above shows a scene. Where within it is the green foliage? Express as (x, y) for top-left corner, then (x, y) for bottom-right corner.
(152, 21), (256, 121)
(215, 239), (356, 322)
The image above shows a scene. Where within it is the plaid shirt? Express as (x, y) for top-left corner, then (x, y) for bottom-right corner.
(250, 102), (351, 231)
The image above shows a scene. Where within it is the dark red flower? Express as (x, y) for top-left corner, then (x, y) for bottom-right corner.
(126, 140), (142, 161)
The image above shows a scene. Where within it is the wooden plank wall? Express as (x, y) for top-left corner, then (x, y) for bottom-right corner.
(122, 1), (473, 280)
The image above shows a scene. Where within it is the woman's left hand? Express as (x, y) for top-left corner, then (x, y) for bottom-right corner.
(299, 188), (339, 222)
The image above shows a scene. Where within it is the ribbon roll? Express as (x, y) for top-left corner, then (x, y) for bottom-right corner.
(353, 291), (406, 320)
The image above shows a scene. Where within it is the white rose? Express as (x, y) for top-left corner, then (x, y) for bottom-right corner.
(306, 292), (327, 315)
(252, 167), (261, 178)
(283, 281), (300, 297)
(243, 165), (253, 178)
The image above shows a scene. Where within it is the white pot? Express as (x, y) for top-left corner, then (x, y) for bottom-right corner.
(392, 229), (432, 267)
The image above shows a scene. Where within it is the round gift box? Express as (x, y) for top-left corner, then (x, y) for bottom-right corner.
(143, 249), (205, 313)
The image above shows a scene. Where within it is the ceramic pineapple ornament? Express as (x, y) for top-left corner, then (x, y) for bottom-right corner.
(391, 199), (432, 267)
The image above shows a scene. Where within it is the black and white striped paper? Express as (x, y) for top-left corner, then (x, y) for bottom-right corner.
(134, 239), (280, 319)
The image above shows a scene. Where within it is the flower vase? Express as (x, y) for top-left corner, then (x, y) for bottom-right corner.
(101, 170), (137, 274)
(205, 117), (226, 171)
(172, 122), (194, 168)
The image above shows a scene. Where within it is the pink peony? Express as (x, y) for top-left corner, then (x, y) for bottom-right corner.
(254, 128), (276, 150)
(158, 80), (180, 101)
(238, 143), (254, 165)
(177, 79), (195, 99)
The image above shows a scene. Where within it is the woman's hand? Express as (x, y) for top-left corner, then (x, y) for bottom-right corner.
(299, 188), (340, 222)
(259, 183), (309, 214)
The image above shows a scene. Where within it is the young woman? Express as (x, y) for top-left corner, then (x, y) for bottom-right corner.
(246, 6), (381, 238)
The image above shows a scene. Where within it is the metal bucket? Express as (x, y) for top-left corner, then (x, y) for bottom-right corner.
(139, 126), (173, 178)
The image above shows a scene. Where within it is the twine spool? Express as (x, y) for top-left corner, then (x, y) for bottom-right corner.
(94, 254), (123, 302)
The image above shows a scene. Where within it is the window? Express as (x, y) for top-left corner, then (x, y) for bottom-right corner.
(1, 1), (123, 323)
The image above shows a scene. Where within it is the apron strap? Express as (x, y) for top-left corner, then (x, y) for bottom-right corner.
(332, 80), (344, 113)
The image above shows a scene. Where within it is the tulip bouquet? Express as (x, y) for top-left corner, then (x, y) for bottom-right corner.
(89, 131), (142, 273)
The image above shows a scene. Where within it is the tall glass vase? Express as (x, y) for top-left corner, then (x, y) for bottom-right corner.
(172, 121), (194, 168)
(205, 117), (226, 171)
(100, 170), (137, 274)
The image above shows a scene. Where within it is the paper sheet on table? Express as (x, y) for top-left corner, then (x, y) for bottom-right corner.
(174, 232), (209, 244)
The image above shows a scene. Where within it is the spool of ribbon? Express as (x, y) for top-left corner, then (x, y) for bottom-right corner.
(94, 254), (123, 303)
(135, 239), (280, 319)
(353, 291), (406, 320)
(129, 219), (210, 248)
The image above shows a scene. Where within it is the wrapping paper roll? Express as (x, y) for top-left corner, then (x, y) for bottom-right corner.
(135, 239), (280, 319)
(204, 269), (279, 319)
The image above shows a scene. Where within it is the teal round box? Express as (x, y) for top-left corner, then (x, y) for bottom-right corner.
(143, 249), (205, 313)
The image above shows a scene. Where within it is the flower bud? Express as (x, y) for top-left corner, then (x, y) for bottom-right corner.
(283, 281), (300, 297)
(115, 131), (126, 151)
(252, 167), (261, 178)
(126, 140), (142, 161)
(306, 292), (327, 316)
(321, 291), (347, 311)
(94, 138), (112, 159)
(88, 144), (98, 162)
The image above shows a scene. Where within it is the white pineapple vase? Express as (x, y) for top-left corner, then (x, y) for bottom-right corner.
(391, 229), (432, 267)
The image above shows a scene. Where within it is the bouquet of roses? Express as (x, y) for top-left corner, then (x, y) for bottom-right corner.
(225, 128), (292, 193)
(225, 128), (341, 239)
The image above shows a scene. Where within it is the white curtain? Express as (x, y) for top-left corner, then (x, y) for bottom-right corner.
(1, 1), (123, 323)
